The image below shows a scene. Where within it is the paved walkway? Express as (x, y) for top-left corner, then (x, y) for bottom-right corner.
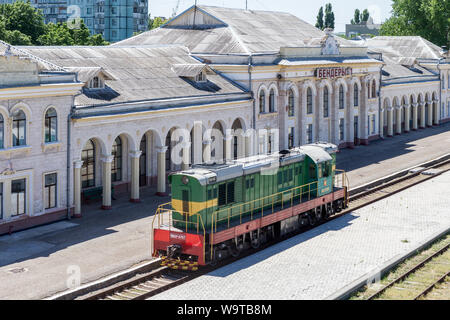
(0, 123), (449, 299)
(151, 170), (450, 300)
(337, 122), (450, 188)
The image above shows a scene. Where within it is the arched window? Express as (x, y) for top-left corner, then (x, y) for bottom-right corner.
(81, 140), (95, 189)
(306, 87), (313, 114)
(111, 136), (122, 182)
(269, 89), (275, 113)
(339, 85), (344, 109)
(0, 114), (4, 149)
(323, 86), (329, 118)
(12, 109), (26, 147)
(259, 90), (265, 113)
(354, 83), (359, 107)
(288, 89), (294, 117)
(45, 108), (57, 143)
(372, 80), (376, 98)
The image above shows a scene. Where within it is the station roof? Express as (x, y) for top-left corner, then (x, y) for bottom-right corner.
(367, 36), (445, 61)
(8, 45), (247, 107)
(364, 37), (442, 83)
(115, 5), (357, 55)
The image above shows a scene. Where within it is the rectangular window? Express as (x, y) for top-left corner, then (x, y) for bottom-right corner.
(307, 124), (313, 144)
(288, 127), (294, 149)
(11, 179), (26, 216)
(278, 172), (282, 185)
(339, 118), (345, 141)
(227, 182), (235, 204)
(45, 173), (57, 209)
(12, 118), (26, 146)
(218, 184), (226, 206)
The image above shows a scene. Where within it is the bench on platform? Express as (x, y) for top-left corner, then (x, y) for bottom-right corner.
(82, 186), (115, 203)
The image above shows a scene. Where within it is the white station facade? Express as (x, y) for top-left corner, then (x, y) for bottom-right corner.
(0, 5), (449, 234)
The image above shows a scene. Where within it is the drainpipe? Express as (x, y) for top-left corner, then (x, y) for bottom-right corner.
(437, 58), (443, 123)
(378, 53), (384, 140)
(248, 54), (255, 129)
(66, 107), (72, 220)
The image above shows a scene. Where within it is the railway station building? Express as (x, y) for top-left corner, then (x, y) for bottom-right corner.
(0, 5), (449, 234)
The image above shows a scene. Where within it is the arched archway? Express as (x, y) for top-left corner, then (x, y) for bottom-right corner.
(231, 118), (245, 159)
(211, 121), (226, 163)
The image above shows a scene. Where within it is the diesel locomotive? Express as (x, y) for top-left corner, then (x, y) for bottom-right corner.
(152, 142), (348, 270)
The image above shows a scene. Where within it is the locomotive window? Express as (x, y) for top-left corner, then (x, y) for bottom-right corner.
(246, 177), (255, 189)
(218, 184), (226, 206)
(289, 168), (293, 181)
(208, 189), (212, 200)
(278, 172), (282, 185)
(283, 170), (288, 183)
(309, 163), (316, 179)
(227, 182), (235, 204)
(318, 164), (323, 178)
(323, 163), (330, 177)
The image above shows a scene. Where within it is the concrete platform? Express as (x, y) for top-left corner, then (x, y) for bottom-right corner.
(151, 171), (450, 300)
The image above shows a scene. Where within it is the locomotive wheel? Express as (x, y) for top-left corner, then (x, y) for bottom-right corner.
(308, 212), (317, 226)
(250, 230), (261, 249)
(251, 236), (260, 249)
(228, 244), (241, 258)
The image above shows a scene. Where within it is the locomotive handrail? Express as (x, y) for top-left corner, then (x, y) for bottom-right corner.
(151, 202), (207, 262)
(211, 180), (320, 233)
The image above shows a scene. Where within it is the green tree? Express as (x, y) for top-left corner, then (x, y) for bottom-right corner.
(38, 22), (74, 45)
(324, 3), (335, 30)
(0, 0), (45, 44)
(361, 9), (370, 23)
(354, 9), (361, 24)
(87, 33), (109, 46)
(380, 0), (449, 47)
(69, 20), (91, 45)
(0, 17), (32, 45)
(315, 7), (324, 30)
(149, 16), (168, 30)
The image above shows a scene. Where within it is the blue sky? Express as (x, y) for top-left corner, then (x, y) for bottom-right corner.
(149, 0), (393, 33)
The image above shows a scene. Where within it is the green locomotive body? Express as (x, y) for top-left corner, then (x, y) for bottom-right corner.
(168, 143), (339, 231)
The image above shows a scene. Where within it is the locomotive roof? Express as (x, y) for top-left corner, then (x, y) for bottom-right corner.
(174, 143), (337, 186)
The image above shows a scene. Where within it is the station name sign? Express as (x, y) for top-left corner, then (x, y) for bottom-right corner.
(315, 67), (352, 79)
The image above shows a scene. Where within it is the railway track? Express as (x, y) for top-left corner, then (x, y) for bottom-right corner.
(350, 235), (450, 300)
(341, 158), (450, 215)
(82, 267), (193, 300)
(75, 157), (450, 301)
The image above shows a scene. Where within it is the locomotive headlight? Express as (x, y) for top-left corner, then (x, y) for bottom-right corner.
(182, 176), (189, 185)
